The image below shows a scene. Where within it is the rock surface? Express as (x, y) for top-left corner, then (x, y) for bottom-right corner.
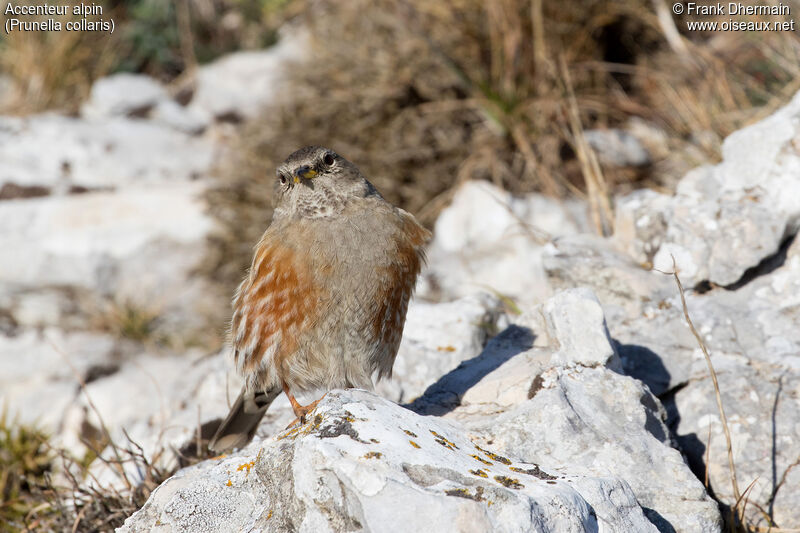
(600, 93), (800, 530)
(4, 27), (800, 533)
(81, 73), (169, 120)
(419, 180), (589, 305)
(411, 289), (721, 533)
(615, 90), (800, 288)
(584, 128), (651, 167)
(187, 29), (308, 123)
(120, 289), (721, 533)
(120, 389), (658, 533)
(608, 235), (800, 529)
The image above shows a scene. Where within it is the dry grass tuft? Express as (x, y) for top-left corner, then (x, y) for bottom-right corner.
(0, 1), (119, 114)
(0, 341), (215, 532)
(0, 0), (294, 114)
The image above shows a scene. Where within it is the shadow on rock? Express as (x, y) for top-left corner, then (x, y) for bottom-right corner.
(641, 507), (677, 533)
(404, 324), (535, 416)
(614, 341), (672, 397)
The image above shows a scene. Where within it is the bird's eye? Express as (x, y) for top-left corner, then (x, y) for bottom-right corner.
(322, 153), (335, 166)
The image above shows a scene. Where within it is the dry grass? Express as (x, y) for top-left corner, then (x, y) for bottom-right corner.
(668, 258), (799, 533)
(0, 341), (214, 532)
(0, 1), (119, 114)
(0, 0), (294, 114)
(203, 0), (800, 289)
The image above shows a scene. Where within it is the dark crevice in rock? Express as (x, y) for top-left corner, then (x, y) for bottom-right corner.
(658, 381), (689, 432)
(0, 183), (51, 200)
(509, 465), (556, 481)
(83, 363), (121, 384)
(0, 309), (19, 336)
(215, 111), (243, 124)
(527, 373), (545, 399)
(693, 280), (713, 294)
(724, 232), (797, 291)
(693, 232), (797, 293)
(68, 185), (115, 195)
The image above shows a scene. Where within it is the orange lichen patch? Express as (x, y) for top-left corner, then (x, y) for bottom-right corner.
(476, 446), (511, 465)
(408, 440), (421, 449)
(211, 453), (228, 460)
(226, 479), (232, 487)
(494, 475), (524, 489)
(430, 430), (458, 450)
(510, 466), (557, 480)
(277, 413), (324, 441)
(363, 451), (383, 459)
(267, 510), (273, 519)
(437, 345), (456, 352)
(403, 429), (417, 438)
(232, 238), (325, 375)
(237, 460), (256, 475)
(471, 454), (492, 466)
(444, 486), (485, 501)
(469, 469), (488, 478)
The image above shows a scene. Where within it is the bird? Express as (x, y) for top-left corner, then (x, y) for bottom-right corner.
(209, 146), (431, 452)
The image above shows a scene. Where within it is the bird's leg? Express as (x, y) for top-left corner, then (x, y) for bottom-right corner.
(282, 381), (326, 428)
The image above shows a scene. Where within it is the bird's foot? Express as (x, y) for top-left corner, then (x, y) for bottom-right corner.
(282, 382), (326, 428)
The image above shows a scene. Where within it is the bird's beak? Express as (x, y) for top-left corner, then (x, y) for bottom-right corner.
(293, 166), (317, 183)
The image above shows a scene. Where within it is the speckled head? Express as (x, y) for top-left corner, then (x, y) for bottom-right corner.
(273, 146), (380, 219)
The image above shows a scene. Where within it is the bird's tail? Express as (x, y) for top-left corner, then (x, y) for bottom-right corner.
(209, 387), (280, 452)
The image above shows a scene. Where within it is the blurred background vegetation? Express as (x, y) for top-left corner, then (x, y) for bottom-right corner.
(2, 0), (799, 287)
(2, 2), (800, 527)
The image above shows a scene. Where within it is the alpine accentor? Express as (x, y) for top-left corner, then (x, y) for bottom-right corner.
(209, 146), (430, 451)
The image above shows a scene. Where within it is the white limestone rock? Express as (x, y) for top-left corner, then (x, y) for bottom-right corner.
(584, 128), (651, 167)
(0, 183), (216, 334)
(610, 236), (800, 528)
(410, 289), (722, 533)
(81, 73), (169, 120)
(419, 180), (589, 304)
(616, 90), (800, 287)
(0, 114), (214, 192)
(187, 30), (309, 123)
(119, 389), (657, 533)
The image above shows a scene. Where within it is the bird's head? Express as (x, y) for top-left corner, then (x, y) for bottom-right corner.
(273, 146), (378, 219)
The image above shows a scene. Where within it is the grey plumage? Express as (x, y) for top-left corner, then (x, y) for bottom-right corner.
(208, 146), (430, 452)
